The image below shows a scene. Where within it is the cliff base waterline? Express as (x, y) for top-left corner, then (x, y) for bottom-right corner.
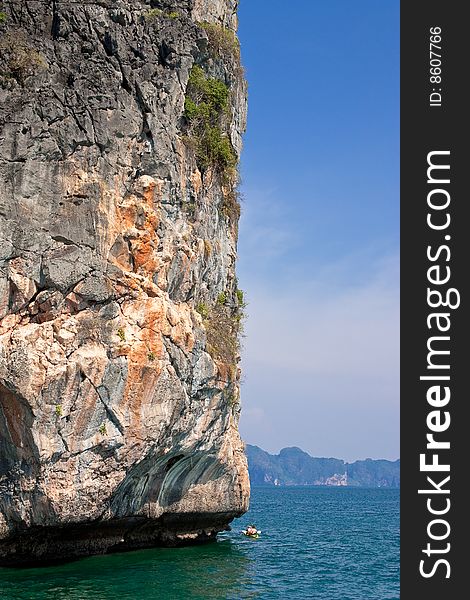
(0, 510), (240, 567)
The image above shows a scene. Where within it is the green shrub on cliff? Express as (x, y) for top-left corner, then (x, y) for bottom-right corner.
(184, 66), (236, 173)
(199, 22), (240, 61)
(144, 8), (180, 22)
(236, 288), (246, 309)
(196, 298), (245, 378)
(0, 11), (7, 24)
(220, 186), (241, 226)
(205, 303), (239, 367)
(143, 8), (163, 20)
(196, 303), (210, 319)
(195, 126), (236, 172)
(227, 391), (240, 408)
(185, 65), (229, 117)
(0, 31), (47, 84)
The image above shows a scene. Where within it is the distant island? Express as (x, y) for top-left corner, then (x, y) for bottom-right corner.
(246, 445), (400, 488)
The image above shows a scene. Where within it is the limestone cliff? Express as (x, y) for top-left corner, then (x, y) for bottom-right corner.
(0, 0), (249, 564)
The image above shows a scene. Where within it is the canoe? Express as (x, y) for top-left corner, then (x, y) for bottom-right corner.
(242, 530), (261, 538)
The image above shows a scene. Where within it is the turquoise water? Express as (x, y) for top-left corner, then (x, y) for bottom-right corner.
(0, 487), (399, 599)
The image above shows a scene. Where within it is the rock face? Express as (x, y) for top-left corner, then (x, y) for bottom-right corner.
(0, 0), (249, 564)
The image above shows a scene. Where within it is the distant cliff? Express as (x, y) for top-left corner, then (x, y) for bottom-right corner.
(0, 0), (248, 565)
(247, 446), (400, 488)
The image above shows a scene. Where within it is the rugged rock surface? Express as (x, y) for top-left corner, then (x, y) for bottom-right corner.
(0, 0), (249, 564)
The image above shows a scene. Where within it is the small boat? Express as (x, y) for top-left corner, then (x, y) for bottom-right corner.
(242, 529), (261, 539)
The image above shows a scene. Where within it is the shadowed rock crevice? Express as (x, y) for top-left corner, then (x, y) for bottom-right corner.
(0, 384), (38, 476)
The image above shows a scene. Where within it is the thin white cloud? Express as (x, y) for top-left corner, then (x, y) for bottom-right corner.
(238, 186), (297, 261)
(242, 254), (398, 377)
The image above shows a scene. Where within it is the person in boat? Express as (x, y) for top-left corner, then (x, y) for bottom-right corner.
(246, 525), (258, 536)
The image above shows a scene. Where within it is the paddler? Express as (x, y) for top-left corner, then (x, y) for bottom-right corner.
(246, 525), (258, 536)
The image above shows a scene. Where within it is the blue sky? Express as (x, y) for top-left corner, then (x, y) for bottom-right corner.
(236, 0), (399, 461)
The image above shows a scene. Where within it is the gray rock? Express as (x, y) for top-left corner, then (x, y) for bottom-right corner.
(0, 0), (249, 565)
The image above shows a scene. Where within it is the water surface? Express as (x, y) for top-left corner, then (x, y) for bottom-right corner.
(0, 487), (399, 599)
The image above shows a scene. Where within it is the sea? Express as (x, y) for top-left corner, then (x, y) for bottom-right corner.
(0, 487), (399, 599)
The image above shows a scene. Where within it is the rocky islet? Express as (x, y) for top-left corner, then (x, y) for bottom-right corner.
(0, 0), (249, 565)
